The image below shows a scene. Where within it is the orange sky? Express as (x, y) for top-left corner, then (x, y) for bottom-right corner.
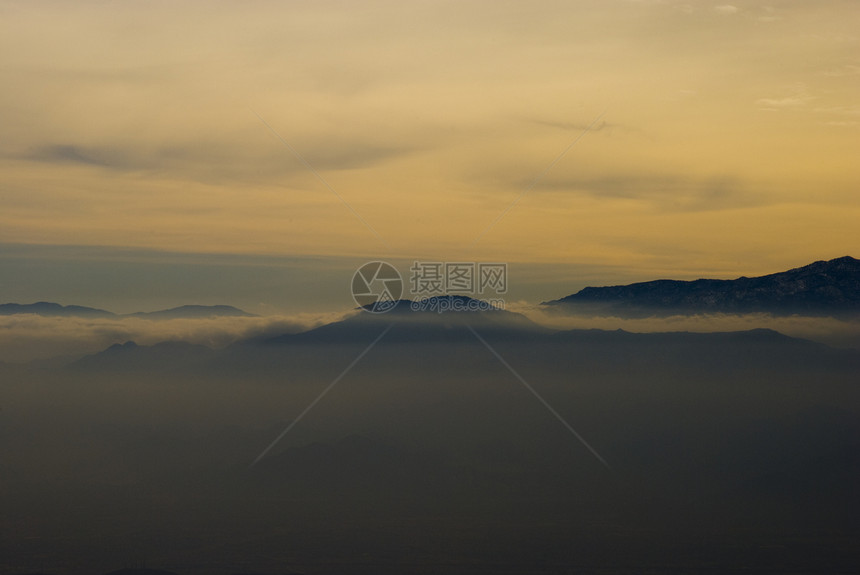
(1, 0), (859, 282)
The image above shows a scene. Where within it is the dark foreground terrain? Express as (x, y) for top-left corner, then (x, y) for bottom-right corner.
(2, 306), (859, 574)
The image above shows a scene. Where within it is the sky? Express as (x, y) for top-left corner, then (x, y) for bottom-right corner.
(1, 0), (859, 312)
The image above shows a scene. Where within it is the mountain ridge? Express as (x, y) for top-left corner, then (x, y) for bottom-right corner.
(543, 256), (860, 317)
(0, 301), (115, 318)
(126, 304), (256, 319)
(0, 302), (255, 319)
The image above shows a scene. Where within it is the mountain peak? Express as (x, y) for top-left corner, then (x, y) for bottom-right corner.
(796, 255), (859, 273)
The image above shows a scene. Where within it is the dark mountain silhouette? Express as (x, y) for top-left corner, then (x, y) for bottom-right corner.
(0, 301), (115, 318)
(543, 255), (860, 317)
(125, 304), (256, 319)
(251, 295), (551, 345)
(0, 301), (254, 319)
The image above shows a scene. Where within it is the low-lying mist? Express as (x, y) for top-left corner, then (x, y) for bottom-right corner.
(3, 306), (860, 365)
(0, 311), (355, 362)
(515, 302), (860, 349)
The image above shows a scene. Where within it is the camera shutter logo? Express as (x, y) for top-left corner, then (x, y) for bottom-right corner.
(351, 261), (403, 313)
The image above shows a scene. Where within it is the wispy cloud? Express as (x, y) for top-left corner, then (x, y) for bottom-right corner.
(19, 137), (415, 183)
(756, 85), (815, 111)
(524, 117), (614, 133)
(822, 64), (860, 77)
(814, 105), (860, 127)
(516, 172), (764, 212)
(815, 105), (860, 117)
(714, 5), (739, 15)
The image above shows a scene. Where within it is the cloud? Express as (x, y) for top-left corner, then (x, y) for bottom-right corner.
(822, 64), (860, 77)
(509, 303), (860, 350)
(756, 96), (812, 109)
(0, 312), (355, 363)
(814, 105), (860, 128)
(27, 145), (115, 168)
(521, 172), (763, 212)
(524, 117), (615, 133)
(5, 304), (859, 365)
(815, 105), (860, 117)
(756, 85), (815, 110)
(19, 137), (416, 183)
(714, 5), (739, 15)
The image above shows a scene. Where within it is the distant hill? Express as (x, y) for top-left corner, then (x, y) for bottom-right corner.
(251, 295), (550, 345)
(0, 301), (115, 318)
(0, 302), (254, 319)
(125, 304), (256, 319)
(543, 256), (860, 317)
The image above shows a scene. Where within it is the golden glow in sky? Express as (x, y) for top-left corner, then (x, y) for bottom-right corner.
(2, 0), (859, 278)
